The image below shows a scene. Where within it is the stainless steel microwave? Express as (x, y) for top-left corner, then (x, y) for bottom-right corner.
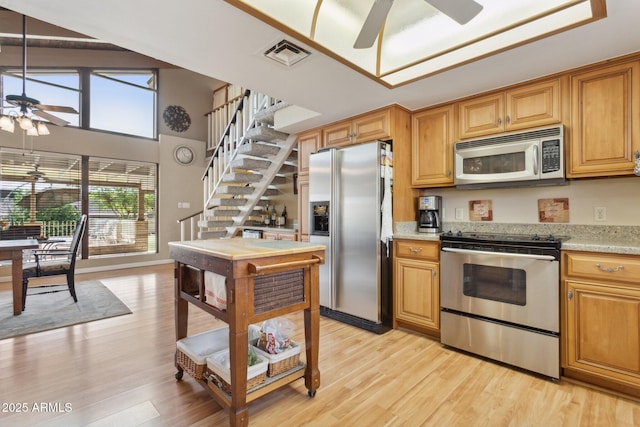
(454, 125), (565, 189)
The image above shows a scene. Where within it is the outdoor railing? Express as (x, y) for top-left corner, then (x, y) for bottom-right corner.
(41, 220), (77, 238)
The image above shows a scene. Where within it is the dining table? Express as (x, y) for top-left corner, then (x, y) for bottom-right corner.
(0, 239), (39, 315)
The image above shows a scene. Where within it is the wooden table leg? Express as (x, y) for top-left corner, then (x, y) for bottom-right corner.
(174, 263), (189, 340)
(304, 262), (321, 394)
(12, 250), (23, 315)
(228, 277), (249, 427)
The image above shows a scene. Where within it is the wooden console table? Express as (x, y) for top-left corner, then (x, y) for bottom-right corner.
(0, 239), (39, 315)
(168, 238), (325, 427)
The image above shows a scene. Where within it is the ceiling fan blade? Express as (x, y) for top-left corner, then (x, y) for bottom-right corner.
(33, 104), (79, 114)
(354, 0), (395, 49)
(32, 110), (70, 127)
(425, 0), (483, 25)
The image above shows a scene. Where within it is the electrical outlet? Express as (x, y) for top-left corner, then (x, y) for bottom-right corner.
(594, 207), (606, 221)
(455, 208), (464, 220)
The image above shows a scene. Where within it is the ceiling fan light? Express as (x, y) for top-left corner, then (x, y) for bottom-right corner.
(0, 115), (14, 133)
(36, 122), (50, 135)
(18, 116), (34, 130)
(26, 126), (39, 136)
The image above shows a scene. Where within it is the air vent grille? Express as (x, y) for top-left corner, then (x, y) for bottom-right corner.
(264, 40), (310, 67)
(456, 125), (563, 150)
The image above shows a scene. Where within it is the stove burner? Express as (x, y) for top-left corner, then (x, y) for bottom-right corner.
(441, 230), (567, 252)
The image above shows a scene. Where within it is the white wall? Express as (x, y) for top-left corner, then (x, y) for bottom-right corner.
(420, 176), (640, 226)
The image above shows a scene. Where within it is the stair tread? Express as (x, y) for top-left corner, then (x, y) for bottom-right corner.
(222, 172), (262, 183)
(210, 197), (249, 207)
(253, 101), (289, 125)
(246, 126), (289, 143)
(230, 158), (272, 171)
(217, 185), (255, 195)
(237, 142), (280, 158)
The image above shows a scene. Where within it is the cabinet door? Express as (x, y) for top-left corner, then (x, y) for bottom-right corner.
(411, 104), (455, 187)
(298, 130), (321, 175)
(278, 232), (297, 241)
(565, 280), (640, 386)
(395, 257), (439, 331)
(262, 231), (278, 240)
(458, 93), (504, 139)
(569, 61), (640, 177)
(297, 176), (309, 241)
(323, 121), (353, 148)
(353, 109), (390, 143)
(505, 79), (561, 131)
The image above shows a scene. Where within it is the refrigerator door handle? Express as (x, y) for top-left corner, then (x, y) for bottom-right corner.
(330, 149), (339, 309)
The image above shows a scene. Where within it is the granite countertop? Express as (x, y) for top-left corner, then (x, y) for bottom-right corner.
(169, 238), (324, 260)
(393, 222), (640, 255)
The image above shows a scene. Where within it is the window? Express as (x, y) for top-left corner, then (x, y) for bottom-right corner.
(0, 148), (81, 239)
(1, 69), (80, 127)
(87, 156), (157, 256)
(0, 68), (157, 139)
(90, 70), (157, 138)
(0, 147), (158, 257)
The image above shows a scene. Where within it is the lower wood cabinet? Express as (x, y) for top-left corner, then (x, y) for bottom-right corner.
(262, 230), (297, 241)
(562, 251), (640, 397)
(393, 239), (440, 336)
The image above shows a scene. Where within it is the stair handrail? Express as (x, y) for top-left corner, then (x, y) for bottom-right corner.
(204, 92), (279, 198)
(176, 210), (204, 241)
(203, 88), (251, 180)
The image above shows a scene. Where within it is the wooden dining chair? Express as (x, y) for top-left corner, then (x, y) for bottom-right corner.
(21, 214), (87, 310)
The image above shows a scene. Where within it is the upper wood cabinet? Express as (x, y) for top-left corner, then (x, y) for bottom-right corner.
(568, 60), (640, 178)
(411, 104), (455, 187)
(323, 109), (390, 147)
(458, 78), (562, 139)
(297, 129), (321, 176)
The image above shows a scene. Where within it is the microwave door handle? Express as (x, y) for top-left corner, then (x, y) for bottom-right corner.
(533, 145), (539, 175)
(441, 247), (556, 261)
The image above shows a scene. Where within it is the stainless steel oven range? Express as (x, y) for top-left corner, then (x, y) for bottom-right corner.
(440, 231), (565, 379)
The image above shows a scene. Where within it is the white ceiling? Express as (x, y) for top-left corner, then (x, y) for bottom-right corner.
(1, 0), (639, 134)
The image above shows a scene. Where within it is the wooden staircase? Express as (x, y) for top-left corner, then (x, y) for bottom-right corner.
(198, 90), (297, 239)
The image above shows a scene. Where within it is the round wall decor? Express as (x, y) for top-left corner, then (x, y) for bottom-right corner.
(163, 105), (191, 132)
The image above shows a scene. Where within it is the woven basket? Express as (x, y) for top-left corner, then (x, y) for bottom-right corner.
(206, 349), (268, 393)
(176, 348), (207, 380)
(176, 327), (229, 380)
(253, 268), (304, 314)
(252, 339), (301, 377)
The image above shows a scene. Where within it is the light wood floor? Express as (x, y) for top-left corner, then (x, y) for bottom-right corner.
(1, 264), (639, 427)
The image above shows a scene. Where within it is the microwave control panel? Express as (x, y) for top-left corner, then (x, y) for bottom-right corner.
(541, 139), (561, 173)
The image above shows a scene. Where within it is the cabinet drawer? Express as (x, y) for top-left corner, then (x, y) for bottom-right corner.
(564, 251), (640, 285)
(395, 240), (439, 261)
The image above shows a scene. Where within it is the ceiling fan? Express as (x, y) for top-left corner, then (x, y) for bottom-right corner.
(2, 15), (79, 128)
(26, 164), (46, 182)
(354, 0), (484, 49)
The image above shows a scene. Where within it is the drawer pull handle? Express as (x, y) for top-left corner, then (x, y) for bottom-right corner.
(595, 263), (624, 273)
(409, 247), (423, 254)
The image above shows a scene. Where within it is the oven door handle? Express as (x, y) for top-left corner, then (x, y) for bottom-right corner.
(441, 247), (557, 261)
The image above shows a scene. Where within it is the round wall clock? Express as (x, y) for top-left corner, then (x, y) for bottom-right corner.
(174, 145), (195, 165)
(163, 105), (191, 132)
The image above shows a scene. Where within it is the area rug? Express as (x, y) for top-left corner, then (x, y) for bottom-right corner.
(0, 281), (132, 340)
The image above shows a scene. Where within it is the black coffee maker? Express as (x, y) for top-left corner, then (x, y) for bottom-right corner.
(418, 196), (441, 233)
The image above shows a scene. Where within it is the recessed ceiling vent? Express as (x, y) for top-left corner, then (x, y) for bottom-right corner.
(264, 40), (310, 67)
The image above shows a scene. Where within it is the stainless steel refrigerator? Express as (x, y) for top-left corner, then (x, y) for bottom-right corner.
(308, 141), (392, 334)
